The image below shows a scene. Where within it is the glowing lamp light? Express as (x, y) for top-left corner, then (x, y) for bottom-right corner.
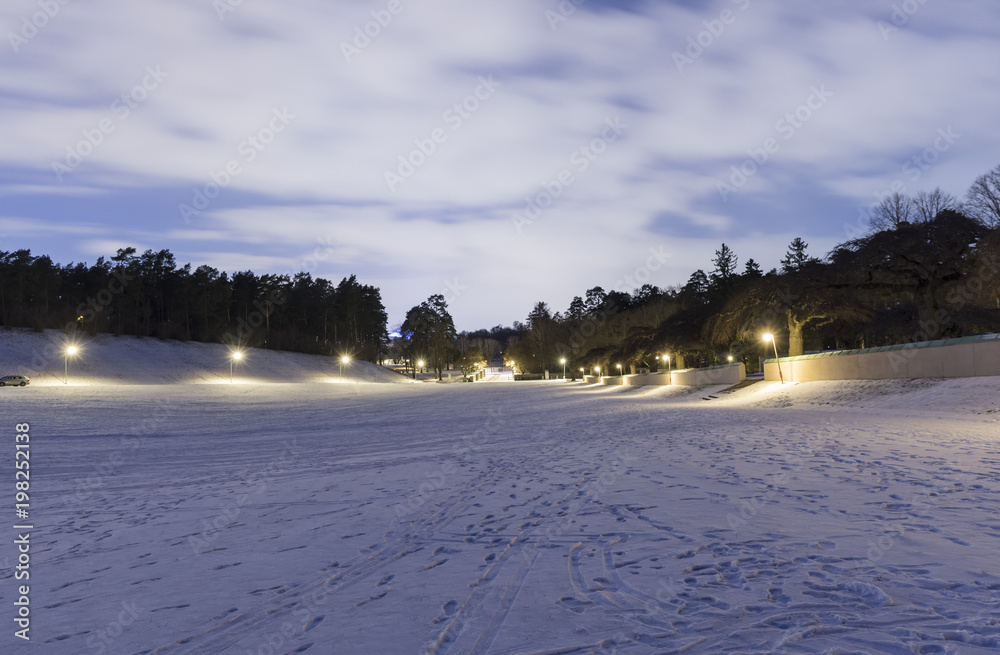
(64, 345), (80, 384)
(230, 350), (244, 383)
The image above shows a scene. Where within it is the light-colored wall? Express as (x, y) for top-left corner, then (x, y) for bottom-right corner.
(671, 363), (745, 386)
(764, 337), (1000, 382)
(591, 364), (745, 387)
(623, 372), (673, 386)
(973, 341), (1000, 376)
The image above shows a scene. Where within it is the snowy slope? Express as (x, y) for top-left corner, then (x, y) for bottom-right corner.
(1, 371), (1000, 653)
(0, 328), (410, 385)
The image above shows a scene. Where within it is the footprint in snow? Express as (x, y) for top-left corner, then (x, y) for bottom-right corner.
(420, 559), (448, 571)
(558, 596), (593, 613)
(303, 614), (325, 632)
(354, 591), (388, 607)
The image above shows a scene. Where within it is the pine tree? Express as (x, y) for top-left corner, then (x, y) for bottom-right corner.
(743, 258), (763, 278)
(780, 238), (820, 273)
(710, 243), (738, 289)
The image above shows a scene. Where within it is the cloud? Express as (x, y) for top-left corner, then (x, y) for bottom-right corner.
(1, 0), (999, 328)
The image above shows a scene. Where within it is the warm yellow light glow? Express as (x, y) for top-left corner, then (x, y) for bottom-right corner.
(728, 355), (734, 362)
(763, 333), (774, 342)
(560, 358), (566, 364)
(232, 351), (243, 360)
(341, 356), (350, 364)
(417, 360), (425, 367)
(66, 345), (79, 356)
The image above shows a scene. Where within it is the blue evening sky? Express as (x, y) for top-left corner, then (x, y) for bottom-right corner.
(2, 0), (998, 330)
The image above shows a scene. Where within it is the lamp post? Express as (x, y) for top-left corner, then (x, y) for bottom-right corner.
(340, 355), (350, 381)
(595, 366), (601, 378)
(64, 345), (79, 384)
(727, 355), (734, 363)
(231, 350), (243, 383)
(560, 358), (567, 380)
(579, 367), (584, 380)
(764, 333), (784, 384)
(417, 359), (425, 379)
(616, 363), (622, 376)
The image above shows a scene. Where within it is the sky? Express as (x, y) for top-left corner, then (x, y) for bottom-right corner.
(2, 0), (999, 331)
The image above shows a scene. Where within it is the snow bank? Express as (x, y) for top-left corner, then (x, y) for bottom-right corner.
(0, 328), (411, 385)
(709, 376), (1000, 418)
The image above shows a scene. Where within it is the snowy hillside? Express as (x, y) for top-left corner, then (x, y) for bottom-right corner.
(0, 328), (410, 385)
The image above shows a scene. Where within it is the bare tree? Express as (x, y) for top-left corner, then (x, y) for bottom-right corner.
(706, 263), (868, 358)
(871, 192), (913, 230)
(912, 188), (958, 223)
(964, 164), (1000, 228)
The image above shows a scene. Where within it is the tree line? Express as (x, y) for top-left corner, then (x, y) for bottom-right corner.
(500, 164), (1000, 375)
(0, 247), (389, 361)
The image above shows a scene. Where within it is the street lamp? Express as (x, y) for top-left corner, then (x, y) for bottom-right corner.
(595, 366), (601, 377)
(764, 333), (784, 384)
(727, 355), (734, 363)
(340, 355), (350, 380)
(560, 358), (567, 379)
(64, 345), (79, 384)
(230, 350), (243, 383)
(616, 363), (622, 376)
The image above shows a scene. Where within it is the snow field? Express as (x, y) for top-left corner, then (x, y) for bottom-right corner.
(0, 376), (999, 653)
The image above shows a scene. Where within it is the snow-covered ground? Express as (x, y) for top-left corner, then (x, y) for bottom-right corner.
(2, 343), (1000, 652)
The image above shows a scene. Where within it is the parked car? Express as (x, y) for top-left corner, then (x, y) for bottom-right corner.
(0, 375), (30, 387)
